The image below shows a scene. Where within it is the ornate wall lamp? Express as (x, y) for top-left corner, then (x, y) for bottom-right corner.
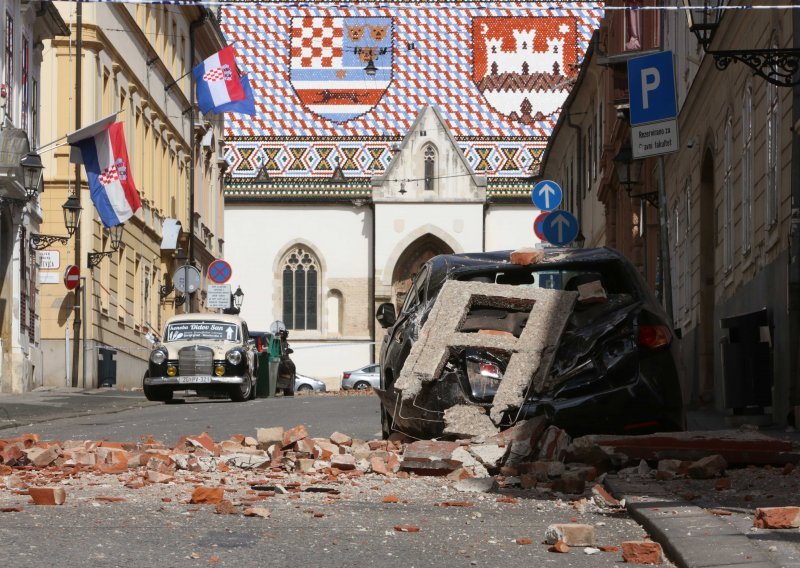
(87, 224), (124, 269)
(683, 0), (800, 87)
(614, 145), (659, 208)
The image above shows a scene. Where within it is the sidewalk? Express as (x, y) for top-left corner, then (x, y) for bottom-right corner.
(603, 407), (800, 568)
(0, 387), (155, 431)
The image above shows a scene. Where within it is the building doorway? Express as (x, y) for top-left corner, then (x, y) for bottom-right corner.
(698, 147), (716, 403)
(391, 233), (453, 309)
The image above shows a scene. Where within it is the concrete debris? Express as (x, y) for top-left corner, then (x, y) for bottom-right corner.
(453, 477), (497, 493)
(687, 454), (727, 479)
(467, 443), (509, 469)
(443, 405), (499, 438)
(544, 523), (596, 546)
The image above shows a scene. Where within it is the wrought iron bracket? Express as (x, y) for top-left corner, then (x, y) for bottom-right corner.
(709, 48), (800, 87)
(0, 195), (29, 209)
(87, 250), (114, 269)
(174, 294), (186, 307)
(29, 233), (70, 250)
(629, 190), (660, 209)
(159, 283), (174, 300)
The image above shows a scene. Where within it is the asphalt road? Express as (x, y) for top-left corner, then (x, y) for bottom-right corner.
(0, 391), (383, 444)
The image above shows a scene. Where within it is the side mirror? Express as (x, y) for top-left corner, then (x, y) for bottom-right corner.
(376, 302), (397, 328)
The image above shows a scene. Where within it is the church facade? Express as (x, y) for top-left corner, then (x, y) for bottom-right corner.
(219, 2), (599, 384)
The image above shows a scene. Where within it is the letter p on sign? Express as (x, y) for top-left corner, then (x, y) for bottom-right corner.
(641, 67), (660, 110)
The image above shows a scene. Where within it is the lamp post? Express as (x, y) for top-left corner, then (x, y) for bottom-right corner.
(87, 224), (124, 269)
(30, 194), (83, 250)
(224, 285), (244, 315)
(20, 151), (43, 201)
(683, 0), (800, 87)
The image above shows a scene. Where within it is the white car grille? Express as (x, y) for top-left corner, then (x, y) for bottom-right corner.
(178, 346), (214, 376)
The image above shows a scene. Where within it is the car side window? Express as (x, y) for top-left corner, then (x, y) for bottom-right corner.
(401, 266), (429, 315)
(368, 365), (380, 373)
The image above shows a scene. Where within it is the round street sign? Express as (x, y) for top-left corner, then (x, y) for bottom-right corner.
(173, 265), (201, 294)
(542, 209), (580, 246)
(531, 180), (563, 211)
(533, 212), (550, 241)
(64, 265), (80, 290)
(208, 259), (232, 284)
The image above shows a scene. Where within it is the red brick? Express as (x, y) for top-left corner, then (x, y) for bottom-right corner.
(548, 540), (569, 553)
(591, 484), (621, 507)
(331, 455), (356, 471)
(754, 506), (800, 529)
(190, 487), (225, 504)
(29, 487), (66, 506)
(715, 477), (732, 491)
(622, 541), (663, 565)
(24, 447), (60, 467)
(96, 462), (128, 475)
(330, 432), (352, 447)
(370, 457), (389, 475)
(510, 248), (544, 266)
(282, 425), (309, 448)
(1, 444), (25, 465)
(401, 440), (461, 475)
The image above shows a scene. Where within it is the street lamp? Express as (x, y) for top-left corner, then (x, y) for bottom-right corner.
(20, 151), (43, 201)
(683, 0), (800, 87)
(108, 223), (124, 251)
(87, 224), (125, 269)
(614, 145), (658, 208)
(30, 193), (84, 250)
(233, 286), (244, 311)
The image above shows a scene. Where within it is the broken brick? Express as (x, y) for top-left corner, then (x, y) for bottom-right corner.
(549, 540), (570, 553)
(330, 432), (352, 447)
(24, 446), (60, 467)
(29, 487), (66, 506)
(190, 487), (225, 505)
(621, 541), (663, 565)
(214, 500), (238, 515)
(394, 525), (420, 532)
(243, 507), (271, 518)
(370, 457), (389, 475)
(688, 454), (727, 479)
(754, 506), (800, 529)
(401, 440), (461, 475)
(330, 455), (356, 471)
(516, 538), (533, 545)
(282, 425), (309, 448)
(510, 247), (544, 266)
(591, 484), (621, 508)
(538, 426), (571, 461)
(544, 524), (595, 546)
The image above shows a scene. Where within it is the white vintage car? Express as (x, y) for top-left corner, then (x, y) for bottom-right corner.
(143, 314), (258, 402)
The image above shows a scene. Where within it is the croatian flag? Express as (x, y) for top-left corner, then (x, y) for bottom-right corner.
(68, 117), (141, 228)
(193, 45), (246, 114)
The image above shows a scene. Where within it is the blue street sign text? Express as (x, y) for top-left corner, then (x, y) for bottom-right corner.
(542, 210), (579, 246)
(628, 51), (677, 126)
(531, 180), (562, 211)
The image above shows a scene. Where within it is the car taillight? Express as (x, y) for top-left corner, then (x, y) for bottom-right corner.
(343, 372), (351, 379)
(479, 362), (500, 379)
(638, 325), (672, 349)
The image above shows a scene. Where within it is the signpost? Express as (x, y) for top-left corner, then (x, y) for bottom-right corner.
(531, 180), (562, 211)
(64, 265), (80, 290)
(627, 51), (679, 159)
(208, 259), (232, 285)
(207, 284), (232, 309)
(173, 265), (201, 294)
(542, 210), (579, 246)
(533, 212), (550, 241)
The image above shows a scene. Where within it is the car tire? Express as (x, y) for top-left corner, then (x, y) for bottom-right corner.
(380, 404), (394, 440)
(143, 383), (173, 403)
(297, 384), (313, 392)
(283, 387), (295, 397)
(353, 381), (371, 390)
(229, 375), (253, 402)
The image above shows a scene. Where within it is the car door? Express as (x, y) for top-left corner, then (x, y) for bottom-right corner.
(241, 322), (255, 376)
(383, 266), (430, 387)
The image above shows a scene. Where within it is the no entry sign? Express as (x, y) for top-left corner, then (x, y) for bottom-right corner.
(64, 265), (80, 290)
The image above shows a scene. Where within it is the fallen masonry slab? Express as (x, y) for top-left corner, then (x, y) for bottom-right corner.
(400, 440), (462, 475)
(544, 523), (596, 547)
(443, 405), (499, 438)
(576, 430), (800, 465)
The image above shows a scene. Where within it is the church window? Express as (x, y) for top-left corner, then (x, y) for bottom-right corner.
(424, 145), (436, 191)
(281, 247), (319, 330)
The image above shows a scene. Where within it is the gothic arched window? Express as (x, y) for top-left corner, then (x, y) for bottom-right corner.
(424, 145), (436, 191)
(281, 246), (319, 330)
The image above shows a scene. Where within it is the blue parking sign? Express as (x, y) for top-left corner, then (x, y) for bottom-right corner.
(628, 51), (677, 126)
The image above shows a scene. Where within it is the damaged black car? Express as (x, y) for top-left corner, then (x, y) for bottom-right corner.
(374, 247), (686, 440)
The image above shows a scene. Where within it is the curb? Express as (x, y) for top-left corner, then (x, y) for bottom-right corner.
(605, 476), (777, 568)
(0, 399), (158, 432)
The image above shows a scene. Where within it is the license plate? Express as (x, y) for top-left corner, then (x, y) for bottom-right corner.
(176, 376), (209, 384)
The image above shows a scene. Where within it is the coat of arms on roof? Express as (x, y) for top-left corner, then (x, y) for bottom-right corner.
(290, 16), (393, 123)
(472, 17), (579, 125)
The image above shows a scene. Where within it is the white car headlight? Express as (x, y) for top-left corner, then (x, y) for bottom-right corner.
(226, 350), (243, 365)
(150, 349), (167, 365)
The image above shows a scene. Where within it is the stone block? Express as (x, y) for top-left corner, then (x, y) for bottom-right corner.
(544, 524), (596, 547)
(443, 405), (499, 439)
(621, 541), (663, 565)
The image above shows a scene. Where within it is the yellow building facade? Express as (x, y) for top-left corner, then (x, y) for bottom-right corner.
(38, 3), (227, 388)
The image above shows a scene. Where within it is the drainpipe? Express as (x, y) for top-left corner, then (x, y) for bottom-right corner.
(788, 7), (800, 409)
(566, 113), (583, 234)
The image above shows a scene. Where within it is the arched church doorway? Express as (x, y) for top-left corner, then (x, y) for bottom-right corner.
(391, 233), (453, 310)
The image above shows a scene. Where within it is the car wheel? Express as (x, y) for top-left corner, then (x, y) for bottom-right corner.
(229, 375), (253, 402)
(380, 404), (394, 440)
(283, 387), (295, 397)
(143, 382), (173, 403)
(297, 384), (313, 392)
(248, 375), (257, 400)
(354, 381), (371, 390)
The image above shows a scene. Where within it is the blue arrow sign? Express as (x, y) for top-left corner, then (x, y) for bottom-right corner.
(531, 180), (562, 211)
(542, 210), (579, 246)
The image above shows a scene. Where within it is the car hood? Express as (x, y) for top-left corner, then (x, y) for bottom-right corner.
(159, 340), (241, 359)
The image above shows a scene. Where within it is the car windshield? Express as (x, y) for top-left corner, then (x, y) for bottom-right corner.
(164, 321), (241, 342)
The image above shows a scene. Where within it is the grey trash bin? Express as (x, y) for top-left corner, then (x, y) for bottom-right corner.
(720, 308), (772, 414)
(98, 347), (117, 388)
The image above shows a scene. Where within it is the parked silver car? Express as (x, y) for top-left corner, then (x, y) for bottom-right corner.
(341, 364), (380, 390)
(295, 374), (326, 393)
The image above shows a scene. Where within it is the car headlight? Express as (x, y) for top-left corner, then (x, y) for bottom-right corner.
(226, 350), (243, 365)
(150, 349), (167, 365)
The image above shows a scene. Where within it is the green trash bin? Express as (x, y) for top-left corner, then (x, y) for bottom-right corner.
(256, 351), (274, 398)
(267, 334), (282, 396)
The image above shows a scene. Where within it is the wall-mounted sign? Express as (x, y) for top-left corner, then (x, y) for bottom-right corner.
(37, 251), (60, 270)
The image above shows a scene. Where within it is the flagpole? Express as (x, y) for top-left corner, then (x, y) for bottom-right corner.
(71, 1), (83, 387)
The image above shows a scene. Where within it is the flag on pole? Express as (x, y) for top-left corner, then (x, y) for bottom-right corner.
(193, 45), (246, 114)
(211, 74), (256, 116)
(67, 116), (141, 228)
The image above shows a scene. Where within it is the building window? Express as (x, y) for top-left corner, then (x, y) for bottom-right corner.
(281, 246), (319, 330)
(723, 115), (733, 272)
(766, 74), (779, 228)
(742, 86), (753, 253)
(423, 145), (435, 190)
(5, 12), (13, 115)
(21, 35), (28, 133)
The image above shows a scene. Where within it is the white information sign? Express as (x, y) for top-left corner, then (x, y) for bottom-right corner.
(173, 265), (201, 294)
(207, 284), (232, 309)
(39, 271), (60, 284)
(37, 250), (60, 269)
(632, 119), (679, 159)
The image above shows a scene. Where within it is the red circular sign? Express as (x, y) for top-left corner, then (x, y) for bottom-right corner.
(533, 212), (550, 241)
(64, 265), (80, 290)
(208, 259), (232, 284)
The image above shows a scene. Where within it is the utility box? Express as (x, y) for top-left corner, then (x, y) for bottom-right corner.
(98, 347), (117, 388)
(720, 308), (772, 414)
